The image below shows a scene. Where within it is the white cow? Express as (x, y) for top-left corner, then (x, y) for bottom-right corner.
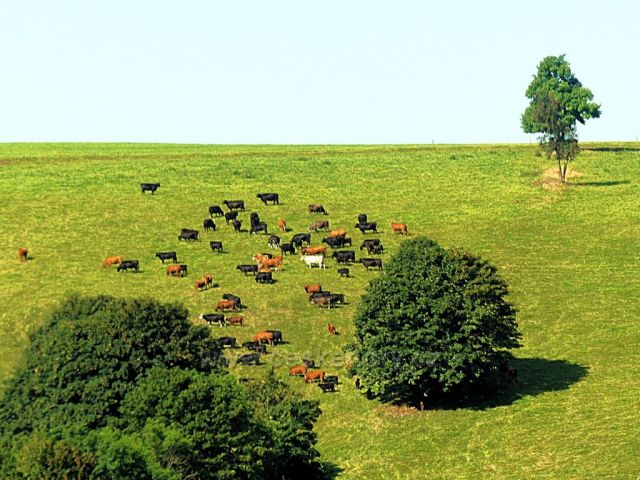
(301, 254), (325, 268)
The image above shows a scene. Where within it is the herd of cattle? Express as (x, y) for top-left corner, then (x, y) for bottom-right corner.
(99, 185), (411, 392)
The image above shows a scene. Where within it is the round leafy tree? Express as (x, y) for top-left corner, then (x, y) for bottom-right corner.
(350, 237), (521, 404)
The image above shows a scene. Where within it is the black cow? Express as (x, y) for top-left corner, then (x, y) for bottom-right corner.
(242, 341), (267, 354)
(302, 358), (316, 368)
(224, 211), (239, 224)
(250, 212), (260, 225)
(250, 222), (268, 235)
(338, 268), (350, 277)
(332, 250), (356, 264)
(309, 291), (332, 304)
(355, 222), (378, 233)
(318, 382), (336, 393)
(223, 293), (243, 308)
(329, 293), (346, 304)
(117, 260), (139, 272)
(359, 239), (381, 250)
(155, 251), (177, 263)
(140, 183), (160, 194)
(358, 213), (368, 224)
(178, 229), (199, 241)
(200, 313), (225, 327)
(268, 235), (280, 249)
(291, 233), (311, 247)
(209, 241), (223, 253)
(323, 236), (344, 248)
(236, 264), (258, 275)
(203, 219), (216, 231)
(367, 243), (384, 254)
(255, 271), (273, 284)
(179, 264), (188, 277)
(360, 258), (383, 270)
(232, 220), (242, 233)
(217, 336), (237, 348)
(236, 353), (260, 365)
(209, 205), (224, 217)
(223, 200), (245, 212)
(280, 243), (295, 255)
(257, 193), (279, 205)
(325, 375), (339, 384)
(265, 330), (283, 345)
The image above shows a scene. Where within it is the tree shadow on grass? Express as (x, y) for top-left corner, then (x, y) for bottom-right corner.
(427, 358), (588, 411)
(319, 461), (344, 479)
(569, 180), (630, 187)
(584, 147), (640, 152)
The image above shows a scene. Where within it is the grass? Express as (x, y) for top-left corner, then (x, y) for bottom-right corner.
(1, 142), (639, 479)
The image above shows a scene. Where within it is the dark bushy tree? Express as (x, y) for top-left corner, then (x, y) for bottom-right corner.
(349, 237), (521, 404)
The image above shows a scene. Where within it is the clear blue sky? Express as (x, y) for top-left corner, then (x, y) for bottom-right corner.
(1, 1), (638, 144)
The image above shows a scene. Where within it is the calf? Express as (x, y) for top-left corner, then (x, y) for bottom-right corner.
(280, 243), (295, 255)
(355, 222), (378, 233)
(291, 233), (311, 247)
(250, 222), (268, 235)
(327, 323), (337, 335)
(102, 255), (124, 268)
(217, 336), (237, 348)
(222, 293), (243, 308)
(268, 235), (281, 249)
(236, 353), (260, 365)
(317, 382), (336, 393)
(195, 279), (208, 291)
(203, 219), (216, 231)
(308, 220), (329, 232)
(140, 182), (160, 194)
(338, 268), (350, 277)
(304, 370), (326, 383)
(223, 199), (245, 211)
(304, 284), (322, 294)
(216, 300), (238, 312)
(360, 258), (383, 270)
(236, 264), (258, 275)
(18, 247), (29, 262)
(308, 204), (328, 215)
(155, 251), (177, 264)
(256, 193), (279, 205)
(255, 271), (273, 284)
(265, 330), (283, 344)
(391, 222), (409, 235)
(209, 241), (223, 253)
(301, 254), (325, 269)
(232, 220), (242, 233)
(209, 205), (224, 217)
(203, 274), (213, 286)
(178, 229), (199, 241)
(289, 364), (308, 376)
(117, 260), (139, 272)
(199, 313), (225, 326)
(301, 245), (327, 256)
(224, 211), (238, 224)
(226, 316), (244, 326)
(277, 219), (287, 232)
(332, 250), (356, 264)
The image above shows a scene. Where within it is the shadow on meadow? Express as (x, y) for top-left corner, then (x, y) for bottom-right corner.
(583, 146), (640, 152)
(569, 179), (630, 187)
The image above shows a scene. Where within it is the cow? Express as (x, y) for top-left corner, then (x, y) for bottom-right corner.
(232, 220), (242, 233)
(203, 219), (216, 231)
(259, 256), (283, 271)
(277, 219), (287, 232)
(18, 247), (29, 262)
(291, 233), (311, 247)
(256, 193), (279, 205)
(250, 212), (260, 225)
(359, 239), (381, 250)
(208, 205), (224, 217)
(253, 253), (269, 264)
(223, 200), (245, 211)
(102, 255), (124, 268)
(391, 222), (409, 235)
(324, 375), (339, 384)
(236, 353), (260, 365)
(302, 358), (316, 368)
(357, 213), (368, 224)
(255, 271), (273, 284)
(203, 274), (213, 286)
(265, 330), (283, 344)
(217, 336), (237, 348)
(195, 279), (208, 291)
(301, 254), (325, 269)
(289, 364), (307, 376)
(155, 251), (177, 264)
(226, 316), (244, 326)
(222, 293), (243, 308)
(178, 229), (199, 241)
(268, 235), (281, 249)
(304, 370), (326, 383)
(355, 222), (378, 233)
(166, 264), (182, 276)
(216, 300), (239, 312)
(327, 229), (347, 238)
(253, 331), (274, 346)
(309, 291), (332, 304)
(338, 268), (350, 277)
(140, 183), (160, 194)
(279, 243), (295, 256)
(301, 245), (327, 256)
(308, 204), (328, 215)
(250, 222), (268, 235)
(360, 258), (383, 270)
(224, 211), (238, 224)
(308, 220), (329, 232)
(236, 264), (258, 275)
(304, 284), (322, 294)
(117, 260), (139, 272)
(199, 313), (225, 326)
(317, 382), (336, 393)
(316, 295), (339, 309)
(327, 323), (337, 335)
(332, 250), (356, 264)
(367, 243), (384, 254)
(209, 241), (223, 253)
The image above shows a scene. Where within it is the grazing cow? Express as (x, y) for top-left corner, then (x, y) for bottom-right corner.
(355, 222), (378, 233)
(289, 364), (308, 376)
(166, 264), (185, 276)
(360, 258), (383, 270)
(178, 229), (199, 241)
(327, 323), (337, 335)
(302, 358), (316, 368)
(102, 255), (124, 268)
(250, 222), (268, 235)
(217, 336), (237, 348)
(203, 219), (216, 231)
(359, 239), (381, 250)
(304, 284), (322, 294)
(301, 245), (327, 256)
(291, 233), (311, 247)
(255, 271), (273, 284)
(268, 235), (281, 249)
(117, 260), (139, 272)
(358, 213), (368, 224)
(224, 211), (239, 224)
(216, 300), (238, 312)
(209, 241), (223, 253)
(222, 200), (245, 211)
(367, 243), (384, 254)
(222, 293), (243, 308)
(256, 193), (279, 205)
(309, 291), (332, 303)
(265, 330), (283, 344)
(308, 204), (328, 215)
(277, 219), (287, 232)
(308, 220), (329, 232)
(155, 251), (177, 264)
(332, 250), (356, 264)
(195, 279), (208, 291)
(140, 183), (160, 194)
(327, 229), (347, 238)
(236, 353), (260, 365)
(259, 256), (284, 271)
(304, 370), (326, 383)
(226, 316), (244, 326)
(232, 220), (242, 233)
(280, 243), (295, 255)
(338, 268), (350, 277)
(391, 223), (409, 235)
(253, 331), (275, 346)
(209, 205), (224, 217)
(317, 382), (336, 393)
(199, 313), (225, 326)
(301, 254), (325, 269)
(18, 247), (29, 262)
(237, 264), (258, 275)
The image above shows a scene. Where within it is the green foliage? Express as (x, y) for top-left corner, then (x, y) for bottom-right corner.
(521, 55), (600, 182)
(350, 237), (521, 403)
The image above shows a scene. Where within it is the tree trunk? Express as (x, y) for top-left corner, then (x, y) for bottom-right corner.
(555, 148), (564, 183)
(562, 159), (569, 184)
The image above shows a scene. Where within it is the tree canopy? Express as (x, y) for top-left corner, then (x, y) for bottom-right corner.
(348, 237), (521, 404)
(521, 55), (601, 183)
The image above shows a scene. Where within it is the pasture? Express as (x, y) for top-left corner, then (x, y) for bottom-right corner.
(0, 143), (639, 479)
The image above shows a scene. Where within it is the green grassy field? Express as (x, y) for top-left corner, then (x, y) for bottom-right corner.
(1, 143), (639, 479)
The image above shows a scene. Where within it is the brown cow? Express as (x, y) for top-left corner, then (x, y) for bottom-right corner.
(327, 229), (347, 238)
(102, 255), (123, 268)
(216, 299), (238, 311)
(260, 256), (283, 271)
(227, 316), (244, 326)
(167, 264), (182, 276)
(203, 274), (213, 286)
(305, 369), (326, 383)
(277, 218), (287, 232)
(195, 279), (207, 290)
(327, 323), (337, 335)
(308, 220), (329, 232)
(253, 331), (275, 346)
(304, 284), (322, 294)
(391, 223), (409, 235)
(301, 246), (327, 256)
(253, 253), (270, 264)
(308, 204), (328, 215)
(289, 364), (308, 376)
(18, 247), (29, 262)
